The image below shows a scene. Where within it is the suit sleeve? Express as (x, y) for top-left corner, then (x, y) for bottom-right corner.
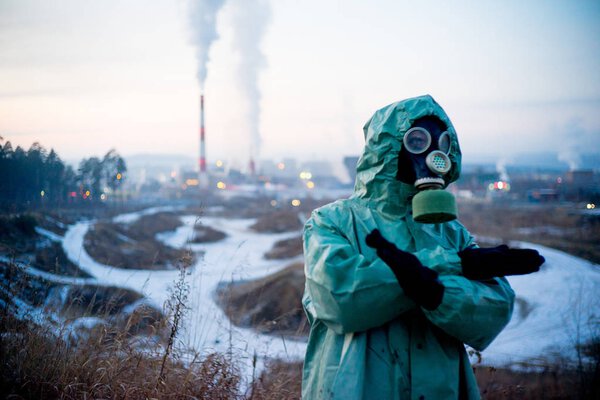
(303, 209), (416, 334)
(423, 255), (515, 351)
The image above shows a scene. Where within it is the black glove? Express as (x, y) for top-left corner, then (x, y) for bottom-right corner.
(365, 229), (444, 310)
(458, 245), (545, 281)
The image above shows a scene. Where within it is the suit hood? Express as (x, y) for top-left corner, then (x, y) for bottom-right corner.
(351, 95), (462, 215)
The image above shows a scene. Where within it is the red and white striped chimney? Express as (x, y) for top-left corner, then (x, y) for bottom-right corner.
(199, 94), (208, 188)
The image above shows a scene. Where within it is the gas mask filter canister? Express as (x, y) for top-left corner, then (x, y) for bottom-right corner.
(401, 125), (458, 223)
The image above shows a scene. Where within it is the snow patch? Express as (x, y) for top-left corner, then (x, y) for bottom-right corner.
(112, 205), (182, 224)
(35, 227), (63, 242)
(59, 206), (600, 378)
(62, 208), (307, 383)
(482, 241), (600, 367)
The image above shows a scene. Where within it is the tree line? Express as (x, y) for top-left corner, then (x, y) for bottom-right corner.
(0, 137), (127, 210)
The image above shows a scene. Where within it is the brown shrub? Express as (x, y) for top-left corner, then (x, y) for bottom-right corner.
(0, 317), (240, 399)
(0, 256), (241, 400)
(474, 365), (579, 400)
(264, 236), (303, 260)
(128, 212), (183, 240)
(250, 211), (302, 233)
(60, 285), (144, 318)
(35, 241), (92, 277)
(217, 263), (308, 337)
(0, 213), (39, 255)
(0, 261), (59, 307)
(250, 359), (302, 400)
(458, 202), (600, 264)
(191, 224), (227, 243)
(84, 222), (190, 270)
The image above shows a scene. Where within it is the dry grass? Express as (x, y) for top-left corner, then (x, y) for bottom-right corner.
(4, 255), (598, 399)
(249, 360), (302, 400)
(264, 236), (303, 260)
(0, 253), (243, 400)
(84, 219), (190, 270)
(0, 314), (241, 399)
(474, 365), (589, 400)
(35, 241), (92, 277)
(0, 214), (38, 255)
(245, 358), (600, 400)
(191, 224), (227, 243)
(83, 212), (191, 270)
(217, 262), (308, 337)
(4, 201), (599, 399)
(0, 249), (306, 400)
(458, 202), (600, 264)
(250, 211), (303, 233)
(128, 212), (183, 240)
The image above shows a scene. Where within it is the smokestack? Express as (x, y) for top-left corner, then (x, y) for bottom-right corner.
(199, 94), (209, 188)
(249, 158), (256, 176)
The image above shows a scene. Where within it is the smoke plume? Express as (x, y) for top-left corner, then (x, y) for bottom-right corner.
(557, 118), (585, 171)
(496, 158), (511, 182)
(188, 0), (226, 89)
(558, 149), (581, 171)
(230, 0), (271, 163)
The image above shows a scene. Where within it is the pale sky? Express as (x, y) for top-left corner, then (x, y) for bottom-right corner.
(1, 0), (599, 169)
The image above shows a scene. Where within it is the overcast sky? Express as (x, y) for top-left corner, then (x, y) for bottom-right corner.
(1, 0), (599, 170)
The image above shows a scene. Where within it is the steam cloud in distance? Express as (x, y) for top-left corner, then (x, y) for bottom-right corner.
(188, 0), (271, 166)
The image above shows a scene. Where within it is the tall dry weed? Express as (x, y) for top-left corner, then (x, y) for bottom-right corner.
(0, 256), (243, 399)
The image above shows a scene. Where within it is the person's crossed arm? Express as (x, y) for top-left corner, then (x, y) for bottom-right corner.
(365, 229), (545, 349)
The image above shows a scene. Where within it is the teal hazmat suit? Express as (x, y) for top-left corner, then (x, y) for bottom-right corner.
(302, 95), (515, 399)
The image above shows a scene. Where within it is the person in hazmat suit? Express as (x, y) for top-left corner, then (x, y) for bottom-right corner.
(301, 95), (544, 400)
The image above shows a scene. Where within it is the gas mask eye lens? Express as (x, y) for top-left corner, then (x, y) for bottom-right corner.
(403, 127), (431, 154)
(438, 132), (451, 154)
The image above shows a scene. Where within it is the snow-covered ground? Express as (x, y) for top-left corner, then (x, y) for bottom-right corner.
(62, 213), (306, 382)
(482, 241), (600, 367)
(60, 207), (600, 380)
(112, 205), (183, 224)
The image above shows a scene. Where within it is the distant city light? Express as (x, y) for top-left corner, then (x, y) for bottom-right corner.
(216, 160), (223, 168)
(587, 203), (596, 210)
(85, 190), (91, 196)
(291, 199), (301, 207)
(40, 190), (45, 197)
(170, 170), (177, 178)
(181, 183), (188, 190)
(299, 171), (312, 180)
(69, 191), (77, 197)
(100, 193), (107, 201)
(489, 181), (510, 191)
(270, 200), (277, 207)
(186, 178), (199, 186)
(216, 181), (226, 190)
(306, 181), (315, 189)
(116, 172), (122, 180)
(277, 162), (285, 170)
(557, 177), (562, 184)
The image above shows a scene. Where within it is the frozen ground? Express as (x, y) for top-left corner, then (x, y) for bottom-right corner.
(63, 213), (305, 383)
(481, 241), (600, 367)
(61, 207), (600, 380)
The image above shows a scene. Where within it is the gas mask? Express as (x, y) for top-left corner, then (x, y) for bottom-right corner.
(397, 117), (457, 223)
